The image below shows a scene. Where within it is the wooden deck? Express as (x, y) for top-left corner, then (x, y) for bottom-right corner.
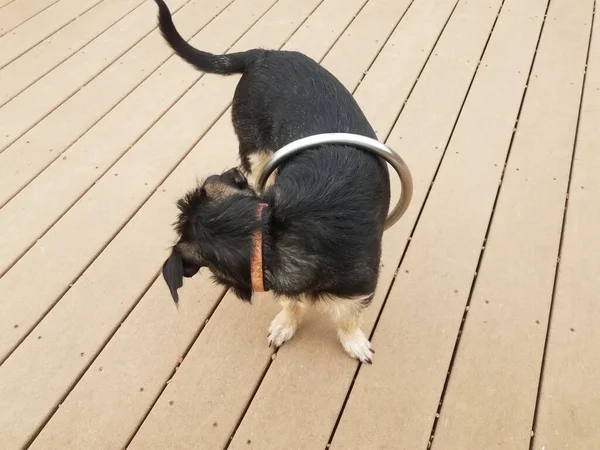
(0, 0), (598, 448)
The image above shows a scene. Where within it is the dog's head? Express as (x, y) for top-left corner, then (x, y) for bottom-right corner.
(162, 167), (261, 304)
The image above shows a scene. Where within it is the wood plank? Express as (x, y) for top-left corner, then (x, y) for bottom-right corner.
(329, 0), (552, 447)
(0, 0), (226, 271)
(127, 291), (279, 450)
(0, 0), (224, 208)
(0, 0), (102, 69)
(532, 6), (600, 449)
(30, 277), (226, 450)
(0, 0), (328, 447)
(0, 0), (58, 35)
(0, 0), (264, 360)
(125, 0), (428, 447)
(310, 0), (412, 92)
(0, 0), (275, 366)
(0, 0), (175, 153)
(0, 0), (414, 264)
(224, 0), (526, 448)
(354, 0), (456, 140)
(27, 0), (367, 447)
(431, 0), (594, 448)
(0, 0), (18, 9)
(226, 0), (482, 447)
(0, 0), (147, 106)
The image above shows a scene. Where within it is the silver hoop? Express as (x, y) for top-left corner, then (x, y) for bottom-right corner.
(256, 133), (413, 230)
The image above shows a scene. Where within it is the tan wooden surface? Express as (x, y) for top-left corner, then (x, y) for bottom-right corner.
(129, 0), (421, 446)
(0, 0), (103, 69)
(330, 0), (554, 447)
(30, 0), (369, 447)
(0, 0), (18, 10)
(0, 0), (59, 36)
(532, 2), (600, 448)
(432, 0), (594, 447)
(0, 0), (173, 152)
(0, 0), (597, 448)
(0, 0), (207, 206)
(0, 0), (148, 106)
(0, 0), (307, 446)
(0, 0), (276, 363)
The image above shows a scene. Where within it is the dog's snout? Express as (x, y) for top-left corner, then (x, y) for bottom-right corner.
(205, 175), (220, 184)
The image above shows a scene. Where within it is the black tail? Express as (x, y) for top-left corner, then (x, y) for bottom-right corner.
(154, 0), (257, 75)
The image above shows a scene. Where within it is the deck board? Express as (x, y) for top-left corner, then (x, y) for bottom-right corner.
(0, 0), (171, 153)
(0, 0), (220, 207)
(127, 0), (425, 447)
(0, 0), (19, 11)
(0, 0), (230, 273)
(432, 0), (594, 447)
(0, 0), (103, 70)
(305, 0), (414, 92)
(0, 0), (59, 36)
(0, 0), (598, 447)
(224, 0), (465, 447)
(27, 0), (369, 447)
(0, 0), (297, 444)
(0, 0), (148, 107)
(533, 3), (600, 448)
(330, 0), (551, 447)
(0, 0), (276, 360)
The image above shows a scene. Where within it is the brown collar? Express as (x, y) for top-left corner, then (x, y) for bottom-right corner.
(251, 202), (269, 292)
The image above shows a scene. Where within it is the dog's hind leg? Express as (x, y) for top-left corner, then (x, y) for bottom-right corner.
(324, 295), (374, 364)
(267, 298), (306, 349)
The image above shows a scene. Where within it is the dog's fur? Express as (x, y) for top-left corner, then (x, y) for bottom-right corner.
(156, 0), (390, 362)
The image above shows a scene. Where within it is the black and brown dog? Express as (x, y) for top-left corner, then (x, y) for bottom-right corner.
(157, 0), (390, 363)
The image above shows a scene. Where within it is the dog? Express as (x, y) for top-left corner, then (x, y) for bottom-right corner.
(157, 0), (390, 363)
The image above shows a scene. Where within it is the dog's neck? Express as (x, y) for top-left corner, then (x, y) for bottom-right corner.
(251, 202), (269, 292)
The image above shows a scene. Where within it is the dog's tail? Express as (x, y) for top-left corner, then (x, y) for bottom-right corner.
(155, 0), (256, 75)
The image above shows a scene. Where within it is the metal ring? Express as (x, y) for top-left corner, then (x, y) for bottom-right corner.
(256, 133), (413, 230)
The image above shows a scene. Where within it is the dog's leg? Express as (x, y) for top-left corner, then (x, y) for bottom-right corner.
(243, 150), (276, 189)
(267, 298), (306, 349)
(326, 295), (374, 364)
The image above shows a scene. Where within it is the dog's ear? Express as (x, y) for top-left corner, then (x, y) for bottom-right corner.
(162, 250), (184, 305)
(221, 167), (248, 189)
(231, 168), (248, 187)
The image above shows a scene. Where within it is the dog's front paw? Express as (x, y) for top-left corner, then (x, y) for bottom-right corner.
(339, 329), (374, 364)
(267, 312), (298, 349)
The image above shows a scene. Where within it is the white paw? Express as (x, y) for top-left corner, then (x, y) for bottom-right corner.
(339, 328), (374, 364)
(267, 312), (298, 349)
